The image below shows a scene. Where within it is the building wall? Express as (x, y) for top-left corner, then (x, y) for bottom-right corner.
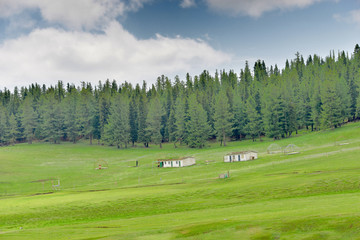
(224, 152), (258, 162)
(163, 161), (172, 168)
(159, 158), (195, 168)
(181, 158), (196, 167)
(231, 155), (239, 162)
(172, 160), (180, 167)
(241, 152), (257, 161)
(225, 155), (241, 162)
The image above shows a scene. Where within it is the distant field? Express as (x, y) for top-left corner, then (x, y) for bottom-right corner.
(1, 122), (360, 239)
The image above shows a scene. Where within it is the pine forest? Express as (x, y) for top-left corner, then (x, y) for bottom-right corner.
(1, 46), (360, 149)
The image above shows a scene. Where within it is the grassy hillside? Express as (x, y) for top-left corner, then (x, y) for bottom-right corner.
(1, 122), (360, 239)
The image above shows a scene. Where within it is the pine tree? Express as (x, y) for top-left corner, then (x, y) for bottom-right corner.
(63, 89), (80, 143)
(8, 113), (18, 145)
(145, 97), (164, 148)
(21, 97), (37, 144)
(104, 95), (130, 148)
(232, 89), (247, 140)
(214, 89), (233, 146)
(263, 87), (282, 140)
(78, 86), (95, 144)
(162, 79), (173, 142)
(129, 95), (138, 146)
(245, 95), (262, 141)
(167, 106), (176, 143)
(98, 81), (112, 140)
(41, 94), (64, 144)
(92, 106), (101, 144)
(186, 95), (211, 148)
(98, 95), (111, 138)
(137, 92), (149, 147)
(354, 44), (360, 55)
(310, 79), (322, 131)
(353, 44), (360, 119)
(173, 95), (187, 147)
(321, 82), (342, 129)
(336, 76), (351, 122)
(299, 67), (313, 130)
(239, 61), (252, 101)
(285, 100), (297, 136)
(0, 106), (7, 145)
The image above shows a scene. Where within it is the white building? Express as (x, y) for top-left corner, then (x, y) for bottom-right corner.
(224, 151), (258, 162)
(157, 157), (196, 168)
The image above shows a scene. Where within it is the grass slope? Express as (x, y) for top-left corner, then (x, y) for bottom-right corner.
(1, 123), (360, 239)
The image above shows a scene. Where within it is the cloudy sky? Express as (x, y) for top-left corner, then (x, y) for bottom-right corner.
(0, 0), (359, 89)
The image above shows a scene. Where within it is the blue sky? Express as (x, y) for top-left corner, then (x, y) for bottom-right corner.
(0, 0), (359, 89)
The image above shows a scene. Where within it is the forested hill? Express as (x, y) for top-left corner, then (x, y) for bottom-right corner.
(1, 45), (360, 148)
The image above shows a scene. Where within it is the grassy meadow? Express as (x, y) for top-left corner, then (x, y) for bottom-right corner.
(1, 122), (360, 239)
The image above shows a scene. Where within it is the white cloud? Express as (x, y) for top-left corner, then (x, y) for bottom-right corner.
(204, 0), (323, 17)
(126, 0), (152, 12)
(0, 22), (231, 89)
(180, 0), (196, 8)
(0, 0), (151, 30)
(334, 9), (360, 26)
(350, 9), (360, 24)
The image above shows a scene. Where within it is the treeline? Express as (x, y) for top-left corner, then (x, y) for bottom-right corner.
(1, 45), (360, 148)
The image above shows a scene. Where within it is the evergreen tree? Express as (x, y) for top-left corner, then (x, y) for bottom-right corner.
(63, 89), (80, 143)
(355, 44), (360, 55)
(245, 95), (262, 141)
(41, 94), (64, 144)
(299, 66), (314, 129)
(254, 60), (268, 83)
(129, 95), (138, 146)
(186, 95), (211, 148)
(0, 106), (7, 145)
(104, 95), (130, 148)
(336, 76), (351, 122)
(232, 89), (247, 140)
(21, 97), (37, 144)
(98, 94), (111, 138)
(78, 85), (96, 144)
(173, 95), (187, 147)
(167, 106), (176, 143)
(239, 61), (252, 101)
(162, 78), (173, 142)
(284, 100), (297, 136)
(137, 89), (149, 147)
(145, 97), (164, 148)
(310, 79), (322, 131)
(213, 89), (233, 146)
(349, 48), (360, 120)
(263, 87), (283, 139)
(7, 113), (18, 145)
(97, 80), (112, 139)
(321, 82), (342, 129)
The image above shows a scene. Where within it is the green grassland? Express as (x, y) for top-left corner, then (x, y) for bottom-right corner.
(1, 123), (360, 239)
